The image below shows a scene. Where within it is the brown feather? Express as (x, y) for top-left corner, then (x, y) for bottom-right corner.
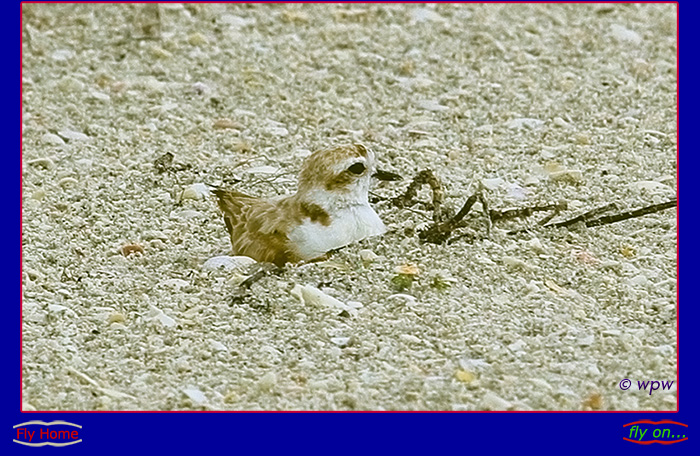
(212, 189), (300, 266)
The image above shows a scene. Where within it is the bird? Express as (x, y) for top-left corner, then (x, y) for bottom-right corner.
(212, 143), (386, 266)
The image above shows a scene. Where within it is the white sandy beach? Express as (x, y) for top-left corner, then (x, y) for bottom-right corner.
(21, 3), (677, 410)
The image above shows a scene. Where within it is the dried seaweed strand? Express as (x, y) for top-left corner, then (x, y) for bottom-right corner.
(584, 199), (676, 227)
(419, 192), (490, 244)
(392, 170), (444, 222)
(544, 202), (619, 229)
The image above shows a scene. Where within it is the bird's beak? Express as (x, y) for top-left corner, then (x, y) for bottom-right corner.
(373, 169), (403, 181)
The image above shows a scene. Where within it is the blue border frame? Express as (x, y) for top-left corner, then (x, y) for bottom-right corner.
(5, 1), (692, 453)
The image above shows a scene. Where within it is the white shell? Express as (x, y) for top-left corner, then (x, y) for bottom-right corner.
(508, 118), (544, 130)
(291, 284), (360, 315)
(181, 183), (211, 200)
(182, 387), (207, 405)
(160, 278), (189, 289)
(57, 129), (90, 141)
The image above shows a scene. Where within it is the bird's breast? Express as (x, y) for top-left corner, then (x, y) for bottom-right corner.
(288, 204), (385, 260)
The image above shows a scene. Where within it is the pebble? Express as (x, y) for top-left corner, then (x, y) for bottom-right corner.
(455, 369), (476, 384)
(181, 183), (211, 200)
(182, 387), (207, 405)
(411, 7), (446, 23)
(258, 372), (277, 391)
(548, 169), (583, 184)
(264, 126), (289, 137)
(553, 117), (572, 128)
(41, 133), (65, 145)
(507, 183), (527, 200)
(143, 230), (169, 241)
(58, 177), (79, 189)
(394, 263), (420, 276)
(220, 14), (256, 28)
(526, 237), (546, 253)
(415, 99), (449, 112)
(140, 78), (166, 94)
(399, 334), (421, 345)
(481, 392), (512, 410)
(610, 24), (642, 44)
(359, 249), (379, 263)
(149, 46), (172, 59)
(502, 256), (534, 271)
(202, 255), (257, 272)
(51, 49), (75, 61)
(448, 149), (461, 160)
(291, 284), (359, 315)
(209, 339), (228, 352)
(523, 175), (540, 186)
(387, 293), (418, 305)
(213, 118), (243, 130)
(88, 90), (111, 102)
(57, 129), (89, 142)
(191, 82), (210, 95)
(582, 392), (604, 410)
(481, 177), (505, 190)
(629, 274), (649, 287)
(507, 340), (526, 352)
(28, 157), (55, 169)
(48, 304), (69, 313)
(188, 32), (208, 46)
(577, 334), (595, 346)
(170, 210), (205, 220)
(330, 337), (351, 347)
(508, 118), (544, 130)
(630, 181), (673, 194)
(150, 307), (176, 327)
(57, 76), (85, 92)
(108, 313), (125, 325)
(160, 278), (189, 290)
(121, 244), (144, 257)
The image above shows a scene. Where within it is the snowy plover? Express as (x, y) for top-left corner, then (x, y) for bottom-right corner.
(213, 144), (386, 266)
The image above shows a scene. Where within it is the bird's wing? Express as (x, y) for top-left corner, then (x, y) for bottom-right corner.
(212, 189), (297, 266)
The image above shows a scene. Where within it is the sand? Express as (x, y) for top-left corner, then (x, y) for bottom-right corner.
(21, 3), (677, 411)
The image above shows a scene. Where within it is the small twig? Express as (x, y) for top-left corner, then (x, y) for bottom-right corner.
(153, 152), (174, 173)
(584, 199), (676, 227)
(544, 202), (619, 229)
(492, 201), (568, 223)
(230, 263), (283, 303)
(504, 201), (569, 235)
(419, 192), (487, 244)
(392, 170), (444, 222)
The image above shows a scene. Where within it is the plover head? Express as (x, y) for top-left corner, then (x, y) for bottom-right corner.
(295, 143), (375, 211)
(214, 143), (385, 266)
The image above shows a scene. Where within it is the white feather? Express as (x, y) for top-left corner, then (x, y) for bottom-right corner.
(289, 203), (386, 259)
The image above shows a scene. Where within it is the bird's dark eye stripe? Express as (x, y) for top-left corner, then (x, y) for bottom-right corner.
(347, 162), (366, 175)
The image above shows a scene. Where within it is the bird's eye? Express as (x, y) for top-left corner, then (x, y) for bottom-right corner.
(347, 162), (366, 175)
